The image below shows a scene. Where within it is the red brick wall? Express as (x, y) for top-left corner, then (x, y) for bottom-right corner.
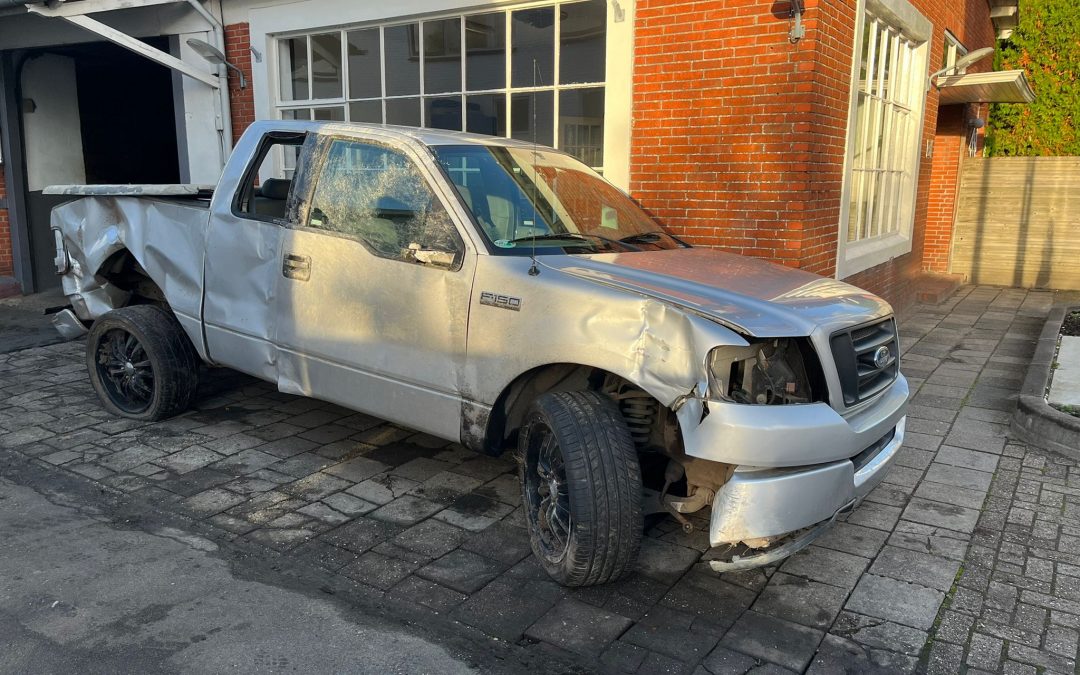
(0, 165), (12, 278)
(631, 0), (995, 312)
(225, 23), (256, 144)
(923, 105), (966, 273)
(631, 0), (841, 271)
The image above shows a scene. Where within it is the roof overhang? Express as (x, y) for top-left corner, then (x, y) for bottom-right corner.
(936, 70), (1035, 105)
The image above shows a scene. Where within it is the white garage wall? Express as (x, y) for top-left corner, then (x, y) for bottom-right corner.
(22, 54), (86, 191)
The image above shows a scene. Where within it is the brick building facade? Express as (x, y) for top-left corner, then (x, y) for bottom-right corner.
(0, 0), (1018, 313)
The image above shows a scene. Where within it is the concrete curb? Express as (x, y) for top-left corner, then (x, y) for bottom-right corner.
(1012, 305), (1080, 461)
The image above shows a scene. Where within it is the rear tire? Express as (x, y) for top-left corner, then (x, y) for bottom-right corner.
(86, 305), (199, 421)
(519, 390), (642, 586)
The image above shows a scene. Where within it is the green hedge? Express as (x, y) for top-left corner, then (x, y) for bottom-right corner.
(986, 0), (1080, 156)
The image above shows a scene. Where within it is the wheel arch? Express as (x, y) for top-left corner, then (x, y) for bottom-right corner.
(462, 361), (673, 457)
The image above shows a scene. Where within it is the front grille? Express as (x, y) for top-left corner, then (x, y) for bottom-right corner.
(830, 317), (899, 406)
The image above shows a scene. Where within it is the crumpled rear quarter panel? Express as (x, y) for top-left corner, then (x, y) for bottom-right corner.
(52, 196), (211, 356)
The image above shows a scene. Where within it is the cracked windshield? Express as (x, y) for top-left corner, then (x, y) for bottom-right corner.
(433, 145), (687, 254)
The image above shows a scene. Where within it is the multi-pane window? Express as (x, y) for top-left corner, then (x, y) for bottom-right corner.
(274, 0), (607, 169)
(942, 31), (968, 73)
(845, 10), (924, 244)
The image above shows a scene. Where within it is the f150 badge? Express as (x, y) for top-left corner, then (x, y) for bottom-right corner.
(480, 291), (522, 311)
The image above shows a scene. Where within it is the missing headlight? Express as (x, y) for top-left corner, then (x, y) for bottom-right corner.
(707, 338), (827, 405)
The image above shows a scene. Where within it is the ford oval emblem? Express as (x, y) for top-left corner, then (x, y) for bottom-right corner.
(873, 345), (891, 369)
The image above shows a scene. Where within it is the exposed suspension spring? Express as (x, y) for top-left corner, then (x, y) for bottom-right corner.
(620, 392), (658, 449)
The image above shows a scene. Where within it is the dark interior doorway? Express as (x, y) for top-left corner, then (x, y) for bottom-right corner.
(75, 39), (180, 184)
(20, 36), (180, 291)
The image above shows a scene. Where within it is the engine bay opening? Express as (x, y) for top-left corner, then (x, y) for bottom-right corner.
(708, 337), (828, 405)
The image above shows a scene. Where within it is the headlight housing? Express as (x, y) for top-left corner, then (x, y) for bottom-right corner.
(706, 337), (827, 405)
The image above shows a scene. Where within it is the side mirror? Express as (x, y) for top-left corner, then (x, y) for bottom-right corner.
(405, 242), (457, 269)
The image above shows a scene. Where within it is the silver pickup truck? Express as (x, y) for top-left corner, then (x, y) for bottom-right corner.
(50, 120), (908, 587)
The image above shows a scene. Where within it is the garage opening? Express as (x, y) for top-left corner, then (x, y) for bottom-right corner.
(20, 37), (181, 290)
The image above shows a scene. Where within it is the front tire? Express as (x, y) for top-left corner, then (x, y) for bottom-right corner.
(519, 390), (643, 586)
(86, 305), (199, 421)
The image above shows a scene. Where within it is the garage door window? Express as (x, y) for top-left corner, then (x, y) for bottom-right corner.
(275, 0), (607, 170)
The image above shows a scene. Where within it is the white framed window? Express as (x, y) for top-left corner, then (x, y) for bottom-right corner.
(942, 30), (968, 73)
(836, 0), (931, 279)
(272, 0), (607, 171)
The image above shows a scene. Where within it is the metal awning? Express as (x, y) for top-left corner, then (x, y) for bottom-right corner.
(989, 0), (1019, 39)
(936, 70), (1035, 105)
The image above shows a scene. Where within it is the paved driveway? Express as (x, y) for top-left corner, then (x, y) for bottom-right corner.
(1, 286), (1077, 674)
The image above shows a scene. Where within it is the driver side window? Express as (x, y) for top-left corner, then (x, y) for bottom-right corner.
(307, 139), (463, 268)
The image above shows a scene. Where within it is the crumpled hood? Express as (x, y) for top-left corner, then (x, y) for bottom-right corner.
(543, 248), (893, 337)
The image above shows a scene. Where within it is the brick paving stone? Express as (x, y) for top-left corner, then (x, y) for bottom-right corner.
(156, 446), (223, 474)
(368, 495), (443, 526)
(184, 488), (247, 517)
(340, 550), (419, 590)
(779, 545), (869, 590)
(392, 518), (467, 558)
(297, 502), (351, 525)
(832, 611), (927, 656)
(460, 520), (532, 565)
(844, 501), (902, 531)
(320, 492), (377, 517)
(922, 463), (994, 492)
(807, 633), (916, 674)
(720, 610), (823, 672)
(270, 453), (331, 478)
(320, 518), (400, 554)
(389, 575), (467, 614)
(453, 575), (564, 641)
(902, 497), (982, 534)
(417, 549), (503, 594)
(390, 457), (454, 482)
(868, 545), (961, 592)
(750, 572), (847, 629)
(406, 471), (483, 505)
(633, 538), (701, 585)
(846, 574), (944, 630)
(660, 570), (756, 628)
(345, 473), (419, 505)
(211, 448), (280, 475)
(600, 641), (650, 673)
(324, 456), (390, 483)
(434, 494), (514, 531)
(525, 597), (633, 658)
(281, 472), (351, 501)
(623, 606), (720, 663)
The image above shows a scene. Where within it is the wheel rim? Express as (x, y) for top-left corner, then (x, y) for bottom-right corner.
(524, 424), (572, 563)
(94, 328), (154, 414)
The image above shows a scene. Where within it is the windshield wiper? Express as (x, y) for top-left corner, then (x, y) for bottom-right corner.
(509, 232), (641, 251)
(619, 230), (690, 247)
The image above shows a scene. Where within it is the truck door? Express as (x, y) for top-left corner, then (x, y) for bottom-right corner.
(203, 130), (311, 380)
(274, 136), (475, 440)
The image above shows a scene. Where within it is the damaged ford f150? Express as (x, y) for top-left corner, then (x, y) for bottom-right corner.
(50, 121), (908, 586)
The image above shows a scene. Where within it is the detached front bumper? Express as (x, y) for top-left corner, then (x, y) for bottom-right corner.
(708, 415), (905, 548)
(678, 374), (908, 555)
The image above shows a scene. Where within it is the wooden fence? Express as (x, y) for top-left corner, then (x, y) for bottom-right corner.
(950, 156), (1080, 290)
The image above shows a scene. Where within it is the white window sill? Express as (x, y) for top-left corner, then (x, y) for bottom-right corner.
(837, 231), (913, 279)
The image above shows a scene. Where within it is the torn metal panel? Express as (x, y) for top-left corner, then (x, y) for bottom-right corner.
(51, 195), (210, 358)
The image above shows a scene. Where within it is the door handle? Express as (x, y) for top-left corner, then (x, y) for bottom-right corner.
(282, 253), (311, 281)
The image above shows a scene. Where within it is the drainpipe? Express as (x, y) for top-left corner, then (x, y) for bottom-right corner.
(184, 0), (234, 159)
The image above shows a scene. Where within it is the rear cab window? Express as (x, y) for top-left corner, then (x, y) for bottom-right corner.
(233, 131), (310, 223)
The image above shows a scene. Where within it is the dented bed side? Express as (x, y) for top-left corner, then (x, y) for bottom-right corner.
(52, 196), (212, 359)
